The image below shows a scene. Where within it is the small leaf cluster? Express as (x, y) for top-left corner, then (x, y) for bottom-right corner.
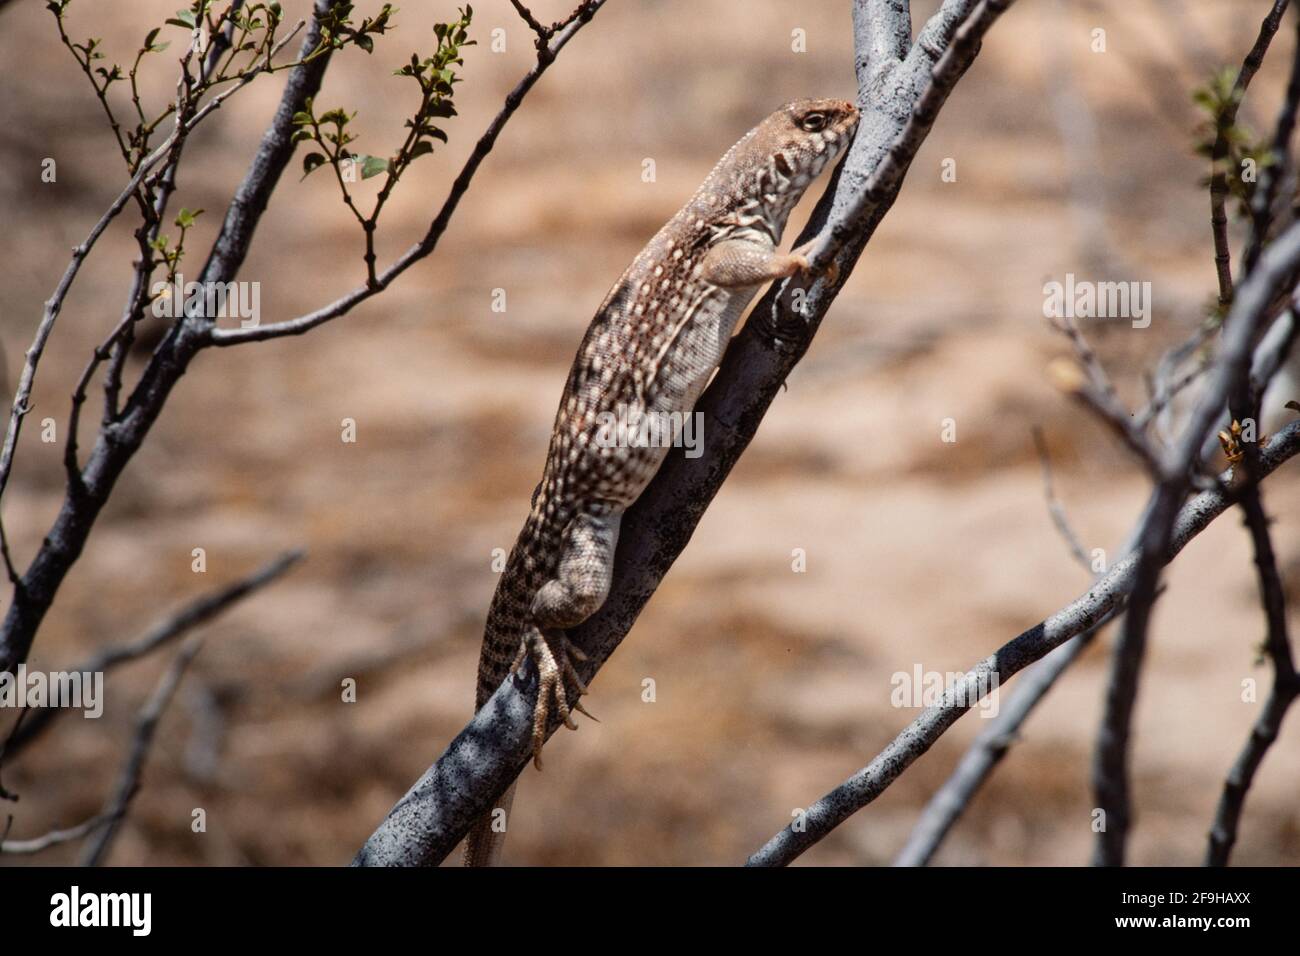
(318, 1), (396, 55)
(1193, 67), (1276, 216)
(294, 6), (473, 186)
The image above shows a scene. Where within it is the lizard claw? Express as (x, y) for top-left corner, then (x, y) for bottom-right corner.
(517, 627), (593, 770)
(790, 237), (838, 284)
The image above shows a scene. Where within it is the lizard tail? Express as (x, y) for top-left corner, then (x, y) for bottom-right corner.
(463, 782), (517, 866)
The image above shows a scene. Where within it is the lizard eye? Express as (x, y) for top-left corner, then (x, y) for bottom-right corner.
(799, 112), (827, 132)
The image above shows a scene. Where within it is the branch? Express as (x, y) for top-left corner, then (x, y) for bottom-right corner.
(801, 0), (1010, 276)
(352, 0), (1015, 868)
(1208, 0), (1289, 309)
(896, 435), (1151, 866)
(1047, 314), (1167, 481)
(1204, 462), (1299, 865)
(0, 2), (339, 675)
(751, 422), (1300, 867)
(208, 0), (607, 346)
(854, 0), (913, 80)
(0, 812), (113, 855)
(1, 15), (309, 510)
(893, 630), (1099, 866)
(1091, 220), (1300, 866)
(1242, 11), (1300, 278)
(80, 636), (205, 866)
(1, 550), (301, 759)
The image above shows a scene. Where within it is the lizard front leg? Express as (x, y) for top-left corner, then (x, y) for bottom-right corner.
(700, 238), (813, 288)
(513, 509), (620, 767)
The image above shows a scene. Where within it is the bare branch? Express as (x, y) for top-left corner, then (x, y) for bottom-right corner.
(1205, 480), (1299, 864)
(854, 0), (913, 80)
(0, 812), (113, 855)
(1047, 315), (1167, 481)
(751, 422), (1300, 867)
(910, 0), (979, 70)
(894, 630), (1100, 866)
(80, 636), (205, 866)
(1031, 427), (1091, 573)
(2, 550), (302, 759)
(1092, 218), (1300, 867)
(801, 0), (1012, 276)
(1242, 12), (1300, 278)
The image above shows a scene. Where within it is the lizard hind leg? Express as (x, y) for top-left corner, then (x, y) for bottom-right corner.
(516, 510), (620, 768)
(511, 625), (595, 769)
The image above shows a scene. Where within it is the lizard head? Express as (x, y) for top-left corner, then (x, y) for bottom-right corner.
(700, 98), (859, 245)
(766, 97), (860, 189)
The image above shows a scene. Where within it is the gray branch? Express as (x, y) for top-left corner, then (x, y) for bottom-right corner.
(751, 421), (1300, 867)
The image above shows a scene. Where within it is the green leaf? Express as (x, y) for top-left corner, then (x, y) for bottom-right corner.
(144, 27), (161, 48)
(301, 152), (328, 179)
(174, 8), (196, 27)
(291, 111), (313, 125)
(355, 33), (373, 53)
(408, 140), (434, 160)
(359, 154), (390, 179)
(174, 207), (204, 228)
(152, 40), (171, 52)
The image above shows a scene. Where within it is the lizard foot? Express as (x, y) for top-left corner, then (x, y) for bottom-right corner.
(790, 237), (838, 283)
(510, 627), (596, 770)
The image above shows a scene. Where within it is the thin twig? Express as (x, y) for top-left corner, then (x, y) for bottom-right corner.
(1209, 0), (1289, 309)
(2, 550), (301, 759)
(80, 636), (205, 867)
(1048, 313), (1168, 481)
(1242, 12), (1300, 278)
(0, 812), (113, 855)
(209, 0), (606, 347)
(1031, 426), (1091, 572)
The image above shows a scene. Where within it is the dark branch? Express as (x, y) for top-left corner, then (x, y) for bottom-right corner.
(2, 550), (301, 759)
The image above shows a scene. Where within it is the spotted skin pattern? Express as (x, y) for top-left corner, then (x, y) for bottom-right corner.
(465, 98), (859, 865)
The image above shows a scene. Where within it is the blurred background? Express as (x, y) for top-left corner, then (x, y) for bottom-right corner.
(0, 0), (1297, 865)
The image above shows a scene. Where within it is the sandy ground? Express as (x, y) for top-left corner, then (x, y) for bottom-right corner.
(0, 0), (1297, 866)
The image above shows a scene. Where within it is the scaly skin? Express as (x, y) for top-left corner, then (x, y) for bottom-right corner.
(465, 98), (859, 866)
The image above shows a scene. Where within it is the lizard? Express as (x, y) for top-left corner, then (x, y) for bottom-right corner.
(465, 97), (860, 866)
